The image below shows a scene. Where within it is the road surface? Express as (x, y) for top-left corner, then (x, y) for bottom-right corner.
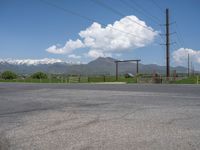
(0, 83), (200, 150)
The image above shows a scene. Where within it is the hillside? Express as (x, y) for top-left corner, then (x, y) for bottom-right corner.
(0, 57), (189, 75)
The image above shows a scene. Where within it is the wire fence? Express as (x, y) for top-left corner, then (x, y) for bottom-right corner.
(0, 75), (199, 84)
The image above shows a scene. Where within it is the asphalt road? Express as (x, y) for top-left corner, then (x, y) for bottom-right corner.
(0, 83), (200, 150)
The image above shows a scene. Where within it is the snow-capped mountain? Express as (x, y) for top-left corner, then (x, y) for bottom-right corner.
(0, 57), (189, 75)
(0, 58), (64, 66)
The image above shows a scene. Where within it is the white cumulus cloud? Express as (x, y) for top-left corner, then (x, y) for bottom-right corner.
(68, 54), (81, 59)
(173, 48), (200, 65)
(46, 15), (158, 58)
(46, 39), (84, 54)
(88, 50), (104, 58)
(87, 50), (112, 59)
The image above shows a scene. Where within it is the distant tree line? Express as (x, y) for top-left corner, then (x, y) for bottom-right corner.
(31, 72), (48, 79)
(0, 71), (17, 80)
(0, 71), (48, 80)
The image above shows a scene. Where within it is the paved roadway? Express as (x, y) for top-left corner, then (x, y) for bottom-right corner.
(0, 83), (200, 150)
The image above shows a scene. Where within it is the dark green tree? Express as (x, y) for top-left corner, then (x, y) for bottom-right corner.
(31, 72), (48, 79)
(1, 71), (17, 80)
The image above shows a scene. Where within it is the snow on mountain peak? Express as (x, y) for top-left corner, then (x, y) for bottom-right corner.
(0, 58), (64, 65)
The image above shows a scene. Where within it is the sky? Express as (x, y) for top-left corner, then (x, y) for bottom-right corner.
(0, 0), (200, 68)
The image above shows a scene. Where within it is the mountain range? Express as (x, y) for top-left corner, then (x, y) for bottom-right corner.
(0, 57), (188, 75)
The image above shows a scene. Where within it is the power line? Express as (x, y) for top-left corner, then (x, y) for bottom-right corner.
(121, 0), (167, 47)
(90, 0), (165, 46)
(166, 22), (185, 48)
(39, 0), (154, 41)
(159, 26), (181, 48)
(172, 33), (183, 48)
(171, 42), (179, 51)
(174, 22), (185, 47)
(174, 40), (181, 49)
(149, 0), (163, 13)
(166, 10), (185, 48)
(90, 0), (155, 32)
(39, 0), (95, 24)
(165, 30), (182, 49)
(159, 26), (183, 50)
(124, 0), (161, 24)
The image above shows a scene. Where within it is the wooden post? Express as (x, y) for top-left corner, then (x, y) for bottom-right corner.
(103, 75), (106, 82)
(116, 62), (118, 81)
(173, 70), (176, 81)
(78, 76), (81, 83)
(136, 61), (139, 74)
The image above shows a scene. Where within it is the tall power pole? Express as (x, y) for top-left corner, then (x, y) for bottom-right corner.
(188, 53), (190, 77)
(166, 8), (170, 79)
(115, 62), (118, 81)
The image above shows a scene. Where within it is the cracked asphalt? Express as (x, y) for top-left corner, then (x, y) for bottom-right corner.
(0, 83), (200, 150)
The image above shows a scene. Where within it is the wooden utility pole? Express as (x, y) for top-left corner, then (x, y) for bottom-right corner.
(188, 53), (190, 77)
(115, 62), (118, 81)
(136, 60), (139, 74)
(166, 8), (170, 79)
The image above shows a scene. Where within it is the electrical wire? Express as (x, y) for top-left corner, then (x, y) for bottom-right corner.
(90, 0), (155, 32)
(123, 0), (161, 24)
(39, 0), (154, 41)
(149, 0), (164, 13)
(174, 22), (185, 47)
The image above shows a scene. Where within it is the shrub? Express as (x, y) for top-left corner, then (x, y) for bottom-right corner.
(31, 72), (48, 79)
(1, 71), (17, 80)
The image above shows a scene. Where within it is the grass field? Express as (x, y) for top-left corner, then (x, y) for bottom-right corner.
(0, 76), (137, 84)
(171, 76), (199, 84)
(0, 76), (199, 84)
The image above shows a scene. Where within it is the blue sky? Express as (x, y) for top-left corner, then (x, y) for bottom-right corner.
(0, 0), (200, 67)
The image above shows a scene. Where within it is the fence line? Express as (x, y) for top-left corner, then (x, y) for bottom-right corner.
(0, 75), (198, 84)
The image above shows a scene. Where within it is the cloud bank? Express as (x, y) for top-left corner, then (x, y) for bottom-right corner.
(173, 48), (200, 65)
(46, 39), (84, 54)
(46, 15), (158, 58)
(68, 54), (81, 59)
